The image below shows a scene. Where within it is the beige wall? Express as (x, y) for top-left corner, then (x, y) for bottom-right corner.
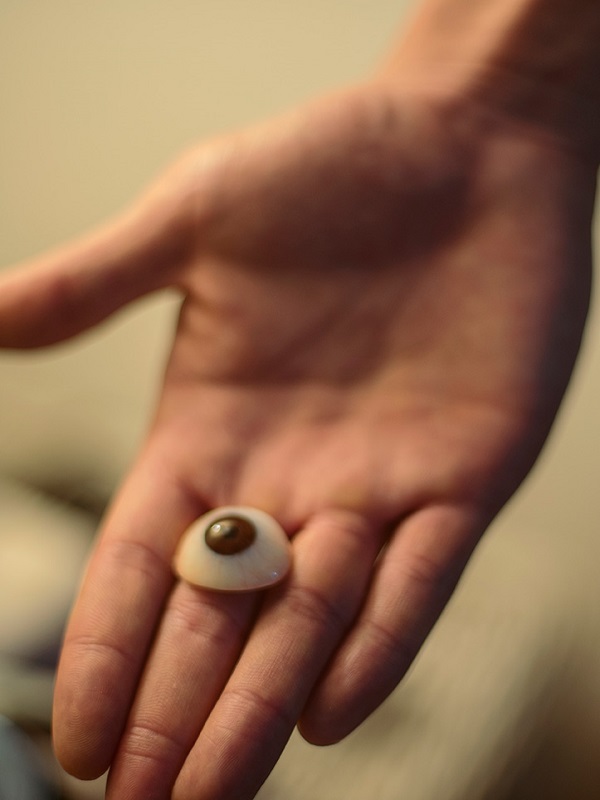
(0, 2), (402, 260)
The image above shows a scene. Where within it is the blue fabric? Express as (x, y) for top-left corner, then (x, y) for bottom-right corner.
(0, 717), (55, 800)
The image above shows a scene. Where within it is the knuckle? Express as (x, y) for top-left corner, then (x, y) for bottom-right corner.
(401, 550), (448, 597)
(105, 537), (169, 584)
(64, 633), (137, 672)
(363, 616), (414, 671)
(220, 686), (295, 733)
(168, 590), (248, 649)
(47, 270), (79, 318)
(166, 596), (201, 636)
(285, 582), (347, 636)
(121, 721), (185, 766)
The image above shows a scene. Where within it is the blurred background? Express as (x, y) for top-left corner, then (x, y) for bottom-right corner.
(1, 2), (599, 798)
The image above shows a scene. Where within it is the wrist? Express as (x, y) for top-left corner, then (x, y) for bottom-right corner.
(378, 0), (600, 164)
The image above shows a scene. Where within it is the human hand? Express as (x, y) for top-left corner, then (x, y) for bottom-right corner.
(0, 78), (595, 799)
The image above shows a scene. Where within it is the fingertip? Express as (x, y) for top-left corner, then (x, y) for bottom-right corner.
(297, 715), (348, 748)
(52, 649), (131, 781)
(298, 681), (365, 747)
(53, 745), (110, 784)
(52, 705), (113, 781)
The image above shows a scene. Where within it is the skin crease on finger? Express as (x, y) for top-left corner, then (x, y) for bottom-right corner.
(1, 2), (598, 799)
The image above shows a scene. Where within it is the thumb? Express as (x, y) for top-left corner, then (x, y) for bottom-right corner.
(0, 164), (197, 349)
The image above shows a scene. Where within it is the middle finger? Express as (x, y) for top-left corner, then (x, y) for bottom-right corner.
(106, 582), (259, 799)
(174, 508), (383, 800)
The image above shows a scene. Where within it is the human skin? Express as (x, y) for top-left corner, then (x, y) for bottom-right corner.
(0, 1), (598, 798)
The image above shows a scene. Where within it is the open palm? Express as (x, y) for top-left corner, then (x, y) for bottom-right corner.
(0, 83), (594, 799)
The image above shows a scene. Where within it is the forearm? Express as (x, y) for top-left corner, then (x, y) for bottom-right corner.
(380, 0), (600, 162)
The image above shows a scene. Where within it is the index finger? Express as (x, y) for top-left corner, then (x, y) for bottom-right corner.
(53, 452), (202, 780)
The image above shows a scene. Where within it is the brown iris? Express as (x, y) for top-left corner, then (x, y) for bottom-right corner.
(204, 516), (257, 555)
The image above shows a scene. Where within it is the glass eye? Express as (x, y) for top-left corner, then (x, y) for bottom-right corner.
(173, 506), (292, 592)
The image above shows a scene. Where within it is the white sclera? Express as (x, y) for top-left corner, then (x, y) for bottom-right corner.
(173, 506), (292, 592)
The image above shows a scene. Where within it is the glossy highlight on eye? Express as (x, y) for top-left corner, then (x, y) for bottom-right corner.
(173, 506), (292, 592)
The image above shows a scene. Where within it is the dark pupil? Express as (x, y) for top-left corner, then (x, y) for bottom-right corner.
(205, 517), (256, 555)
